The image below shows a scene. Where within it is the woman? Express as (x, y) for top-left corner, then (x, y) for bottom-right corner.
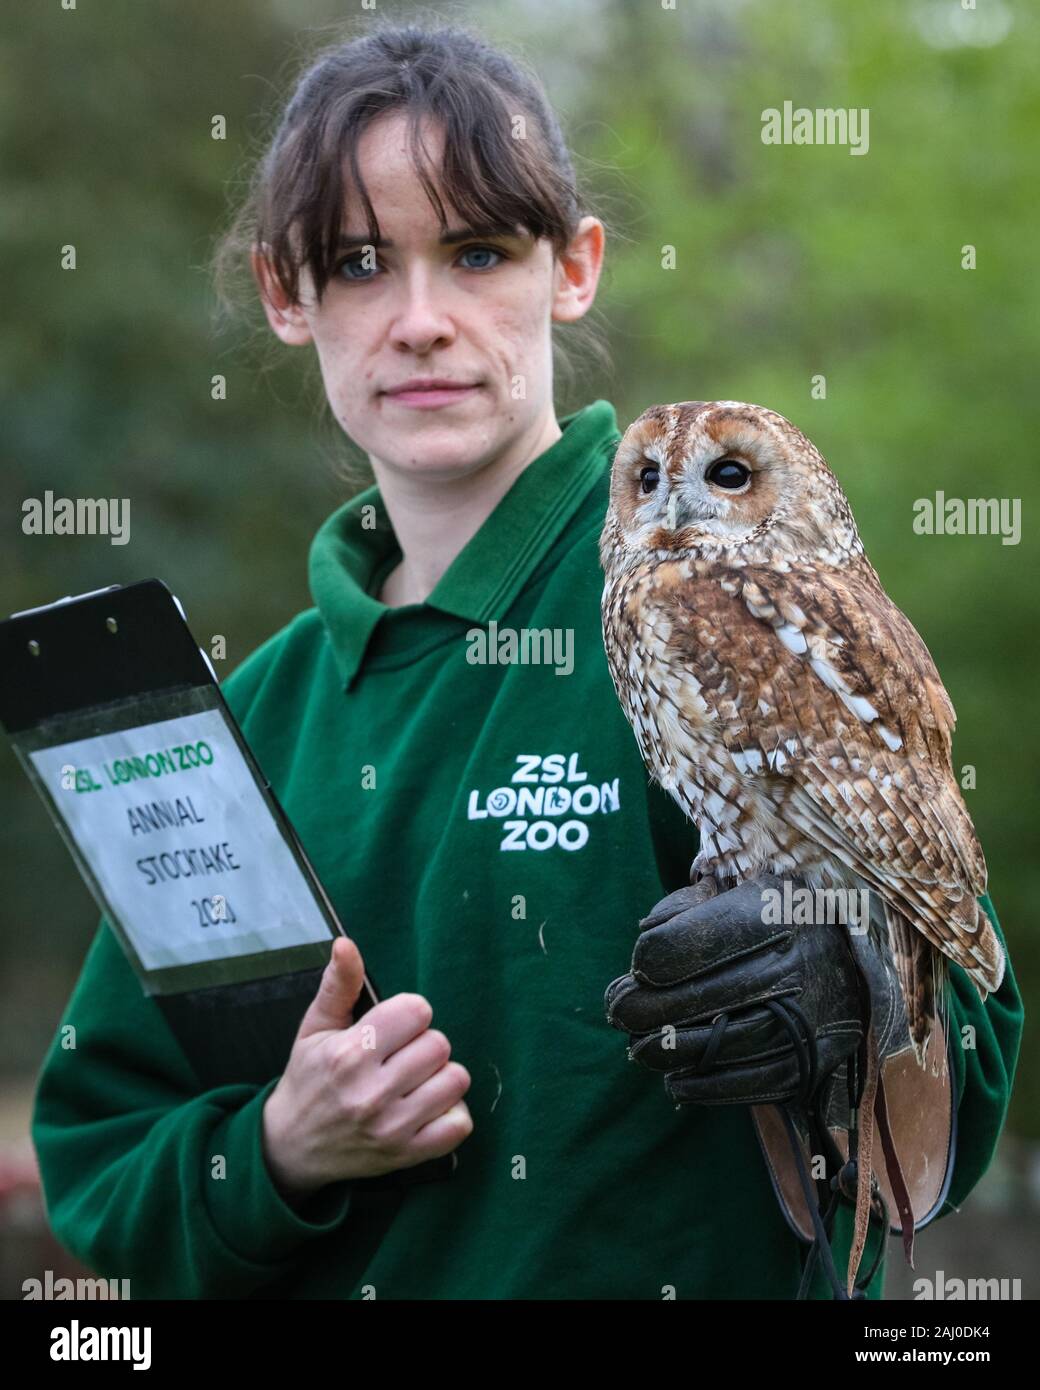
(32, 20), (1021, 1300)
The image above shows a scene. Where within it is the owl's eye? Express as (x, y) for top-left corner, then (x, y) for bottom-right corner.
(639, 465), (660, 494)
(706, 458), (751, 489)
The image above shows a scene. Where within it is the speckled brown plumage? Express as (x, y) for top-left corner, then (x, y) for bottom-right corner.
(600, 400), (1004, 1071)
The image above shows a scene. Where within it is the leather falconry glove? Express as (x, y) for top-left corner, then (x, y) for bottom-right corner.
(603, 873), (902, 1108)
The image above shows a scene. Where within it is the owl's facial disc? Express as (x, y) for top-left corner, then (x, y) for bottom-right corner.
(605, 401), (862, 567)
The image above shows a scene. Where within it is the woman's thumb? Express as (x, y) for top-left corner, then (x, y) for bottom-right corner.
(295, 936), (365, 1041)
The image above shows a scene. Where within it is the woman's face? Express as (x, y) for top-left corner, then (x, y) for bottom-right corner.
(254, 111), (603, 483)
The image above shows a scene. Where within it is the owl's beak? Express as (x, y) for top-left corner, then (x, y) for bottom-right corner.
(665, 491), (698, 530)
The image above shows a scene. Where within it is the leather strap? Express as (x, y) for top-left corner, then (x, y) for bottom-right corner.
(874, 1068), (916, 1268)
(845, 1023), (879, 1295)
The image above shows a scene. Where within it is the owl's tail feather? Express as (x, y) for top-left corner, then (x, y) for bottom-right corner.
(961, 895), (1006, 997)
(883, 901), (950, 1077)
(845, 1022), (881, 1296)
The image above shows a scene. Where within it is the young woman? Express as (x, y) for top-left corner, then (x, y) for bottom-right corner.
(32, 21), (1021, 1301)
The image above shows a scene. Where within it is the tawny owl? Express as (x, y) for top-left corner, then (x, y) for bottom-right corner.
(599, 400), (1005, 1074)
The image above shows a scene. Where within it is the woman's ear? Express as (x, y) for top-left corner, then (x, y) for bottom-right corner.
(250, 244), (314, 346)
(550, 216), (605, 325)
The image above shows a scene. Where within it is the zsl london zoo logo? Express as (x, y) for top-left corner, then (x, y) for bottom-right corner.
(467, 752), (620, 852)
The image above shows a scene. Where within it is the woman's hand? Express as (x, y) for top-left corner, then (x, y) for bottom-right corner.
(262, 937), (473, 1204)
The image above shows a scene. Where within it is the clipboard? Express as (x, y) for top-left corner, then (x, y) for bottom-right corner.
(0, 579), (455, 1188)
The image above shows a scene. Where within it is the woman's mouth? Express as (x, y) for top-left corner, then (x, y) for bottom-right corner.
(382, 381), (482, 409)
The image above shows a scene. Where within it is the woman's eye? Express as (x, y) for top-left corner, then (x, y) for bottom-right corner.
(640, 465), (659, 494)
(335, 245), (505, 282)
(459, 245), (504, 270)
(706, 458), (751, 489)
(336, 253), (379, 282)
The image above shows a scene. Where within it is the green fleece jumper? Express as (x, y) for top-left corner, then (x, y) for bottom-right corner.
(31, 399), (1023, 1300)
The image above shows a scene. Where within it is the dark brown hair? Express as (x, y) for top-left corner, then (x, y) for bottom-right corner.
(212, 16), (616, 404)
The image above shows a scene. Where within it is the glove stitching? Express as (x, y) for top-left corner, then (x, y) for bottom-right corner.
(668, 1087), (794, 1106)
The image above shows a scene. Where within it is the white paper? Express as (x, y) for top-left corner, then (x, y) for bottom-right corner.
(29, 708), (333, 970)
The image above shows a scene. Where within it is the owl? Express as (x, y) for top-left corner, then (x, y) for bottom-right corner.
(599, 400), (1005, 1073)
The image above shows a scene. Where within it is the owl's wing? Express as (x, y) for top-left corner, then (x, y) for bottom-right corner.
(651, 558), (1001, 995)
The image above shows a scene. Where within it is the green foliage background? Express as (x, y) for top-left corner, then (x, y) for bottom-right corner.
(2, 0), (1036, 1131)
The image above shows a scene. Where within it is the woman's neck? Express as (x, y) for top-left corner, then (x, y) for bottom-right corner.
(373, 410), (563, 607)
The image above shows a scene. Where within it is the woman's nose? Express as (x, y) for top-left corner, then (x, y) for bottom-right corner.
(387, 270), (457, 353)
